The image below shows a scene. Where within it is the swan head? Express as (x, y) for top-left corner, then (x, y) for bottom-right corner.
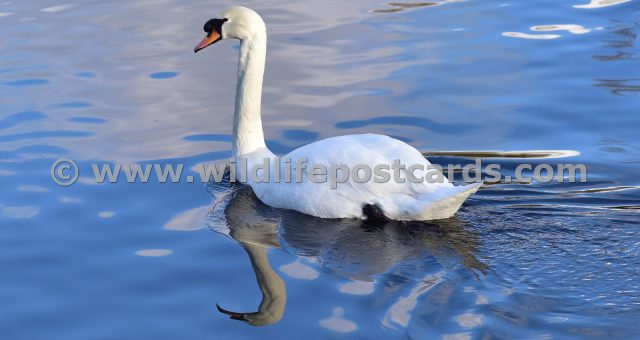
(194, 6), (266, 53)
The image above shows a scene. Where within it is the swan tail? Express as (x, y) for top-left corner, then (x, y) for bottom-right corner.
(413, 183), (481, 220)
(376, 183), (481, 221)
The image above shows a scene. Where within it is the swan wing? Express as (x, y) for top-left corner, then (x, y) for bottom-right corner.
(250, 134), (478, 220)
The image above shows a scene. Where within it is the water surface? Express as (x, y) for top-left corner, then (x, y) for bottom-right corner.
(1, 0), (639, 338)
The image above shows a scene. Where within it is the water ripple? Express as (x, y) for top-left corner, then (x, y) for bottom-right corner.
(502, 32), (562, 40)
(573, 0), (632, 9)
(595, 78), (640, 95)
(336, 116), (474, 134)
(373, 0), (464, 13)
(0, 110), (46, 130)
(0, 130), (93, 143)
(531, 24), (591, 34)
(4, 79), (48, 86)
(149, 71), (179, 79)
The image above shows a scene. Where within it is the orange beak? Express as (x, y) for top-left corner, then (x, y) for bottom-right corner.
(194, 31), (222, 53)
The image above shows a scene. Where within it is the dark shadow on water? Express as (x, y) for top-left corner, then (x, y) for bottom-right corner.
(205, 180), (488, 326)
(182, 133), (232, 142)
(373, 2), (440, 13)
(595, 78), (640, 95)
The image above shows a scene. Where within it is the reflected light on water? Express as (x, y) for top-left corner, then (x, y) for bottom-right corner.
(40, 4), (74, 13)
(383, 272), (444, 329)
(319, 307), (358, 333)
(163, 205), (211, 231)
(1, 205), (39, 219)
(502, 32), (561, 40)
(339, 280), (376, 295)
(279, 259), (320, 280)
(573, 0), (633, 9)
(97, 211), (116, 218)
(531, 24), (591, 34)
(135, 249), (174, 257)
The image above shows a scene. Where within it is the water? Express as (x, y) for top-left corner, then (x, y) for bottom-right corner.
(1, 0), (639, 338)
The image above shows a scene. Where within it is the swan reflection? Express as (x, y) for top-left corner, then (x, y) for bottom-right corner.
(207, 182), (488, 326)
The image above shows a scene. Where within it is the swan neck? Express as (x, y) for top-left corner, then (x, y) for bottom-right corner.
(233, 33), (268, 158)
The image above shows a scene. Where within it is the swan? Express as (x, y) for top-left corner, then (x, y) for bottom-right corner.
(194, 6), (480, 221)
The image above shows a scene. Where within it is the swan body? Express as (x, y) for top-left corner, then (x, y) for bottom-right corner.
(195, 6), (480, 221)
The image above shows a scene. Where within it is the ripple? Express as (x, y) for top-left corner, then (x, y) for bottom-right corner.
(599, 146), (625, 153)
(58, 196), (83, 204)
(0, 130), (93, 143)
(319, 307), (358, 333)
(17, 185), (49, 193)
(608, 205), (640, 210)
(568, 185), (638, 194)
(282, 129), (319, 141)
(603, 26), (636, 49)
(374, 2), (439, 13)
(373, 0), (463, 13)
(573, 0), (632, 9)
(0, 110), (46, 130)
(4, 79), (49, 86)
(595, 79), (640, 95)
(98, 211), (116, 218)
(279, 259), (320, 280)
(135, 249), (173, 257)
(442, 333), (472, 340)
(336, 116), (473, 134)
(53, 101), (94, 109)
(340, 280), (376, 295)
(41, 4), (75, 13)
(593, 51), (637, 61)
(182, 134), (231, 142)
(455, 313), (484, 328)
(383, 272), (444, 329)
(0, 169), (16, 176)
(67, 116), (107, 124)
(531, 24), (591, 34)
(149, 71), (178, 79)
(0, 12), (12, 17)
(270, 119), (314, 128)
(476, 294), (489, 305)
(387, 135), (412, 143)
(163, 205), (210, 231)
(2, 206), (39, 219)
(77, 177), (102, 186)
(75, 71), (96, 78)
(502, 32), (561, 40)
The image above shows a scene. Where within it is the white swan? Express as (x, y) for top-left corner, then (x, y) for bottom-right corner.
(194, 6), (480, 221)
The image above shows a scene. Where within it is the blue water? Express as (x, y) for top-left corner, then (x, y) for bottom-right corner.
(1, 0), (639, 338)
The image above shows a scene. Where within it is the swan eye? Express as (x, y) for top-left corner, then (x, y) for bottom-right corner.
(203, 18), (228, 36)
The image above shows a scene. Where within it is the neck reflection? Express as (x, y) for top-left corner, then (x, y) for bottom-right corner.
(208, 183), (488, 327)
